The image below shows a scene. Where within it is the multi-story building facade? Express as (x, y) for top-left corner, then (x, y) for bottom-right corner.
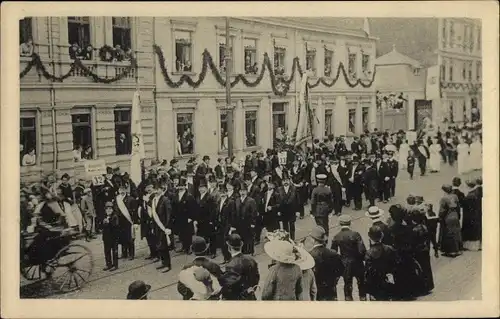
(20, 17), (378, 181)
(438, 18), (482, 126)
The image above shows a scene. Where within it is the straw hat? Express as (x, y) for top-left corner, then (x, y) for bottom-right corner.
(365, 206), (384, 219)
(294, 245), (315, 270)
(264, 240), (302, 264)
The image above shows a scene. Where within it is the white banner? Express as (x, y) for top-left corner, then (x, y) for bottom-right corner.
(130, 91), (145, 186)
(278, 152), (287, 165)
(84, 159), (106, 180)
(425, 65), (440, 100)
(295, 73), (310, 144)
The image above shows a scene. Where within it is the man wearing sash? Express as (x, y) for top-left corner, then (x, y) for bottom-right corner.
(216, 183), (236, 264)
(151, 180), (173, 273)
(195, 180), (218, 258)
(347, 156), (364, 210)
(233, 184), (258, 255)
(139, 181), (158, 260)
(260, 178), (281, 233)
(114, 183), (139, 260)
(326, 157), (347, 216)
(277, 171), (299, 240)
(416, 139), (430, 176)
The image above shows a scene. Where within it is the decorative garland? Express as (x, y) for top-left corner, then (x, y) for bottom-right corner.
(19, 52), (137, 84)
(440, 81), (482, 91)
(153, 44), (377, 97)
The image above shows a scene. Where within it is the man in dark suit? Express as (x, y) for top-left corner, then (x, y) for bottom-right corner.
(388, 151), (399, 198)
(366, 206), (393, 247)
(102, 201), (120, 271)
(260, 178), (281, 233)
(277, 171), (299, 240)
(363, 157), (378, 207)
(194, 180), (218, 258)
(326, 157), (346, 216)
(214, 158), (225, 181)
(378, 153), (392, 203)
(331, 215), (367, 301)
(232, 184), (258, 255)
(351, 136), (361, 156)
(290, 159), (307, 218)
(194, 155), (211, 195)
(246, 169), (263, 243)
(416, 139), (430, 176)
(310, 174), (333, 238)
(216, 183), (236, 263)
(167, 159), (180, 178)
(172, 177), (197, 254)
(347, 156), (364, 210)
(114, 183), (139, 260)
(307, 226), (345, 301)
(139, 182), (158, 260)
(224, 234), (260, 300)
(151, 180), (173, 273)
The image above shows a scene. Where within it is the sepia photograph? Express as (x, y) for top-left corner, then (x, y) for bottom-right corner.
(1, 1), (499, 318)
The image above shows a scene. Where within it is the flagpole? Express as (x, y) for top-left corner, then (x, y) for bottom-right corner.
(225, 17), (234, 158)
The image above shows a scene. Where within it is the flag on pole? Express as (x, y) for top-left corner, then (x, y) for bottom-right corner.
(363, 18), (371, 37)
(130, 90), (145, 186)
(291, 71), (318, 146)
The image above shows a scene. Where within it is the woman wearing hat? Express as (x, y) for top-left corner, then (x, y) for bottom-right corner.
(261, 240), (304, 300)
(462, 180), (482, 251)
(296, 243), (317, 301)
(179, 266), (222, 300)
(126, 280), (151, 300)
(438, 185), (462, 257)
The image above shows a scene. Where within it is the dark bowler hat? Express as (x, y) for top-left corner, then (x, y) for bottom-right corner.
(105, 201), (114, 208)
(203, 155), (210, 161)
(310, 226), (327, 243)
(106, 166), (113, 174)
(368, 225), (384, 243)
(226, 233), (243, 249)
(191, 236), (210, 256)
(178, 177), (187, 187)
(441, 184), (453, 193)
(127, 280), (151, 300)
(170, 159), (178, 166)
(198, 180), (208, 188)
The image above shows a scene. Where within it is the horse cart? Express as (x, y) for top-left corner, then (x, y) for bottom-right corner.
(20, 227), (94, 293)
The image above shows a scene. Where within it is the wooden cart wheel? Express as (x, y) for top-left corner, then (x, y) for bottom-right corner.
(20, 262), (56, 281)
(51, 244), (94, 293)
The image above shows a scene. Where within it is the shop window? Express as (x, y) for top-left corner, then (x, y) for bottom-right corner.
(72, 111), (93, 161)
(273, 46), (286, 75)
(244, 38), (258, 75)
(174, 30), (193, 72)
(272, 103), (286, 148)
(245, 110), (258, 147)
(176, 113), (194, 155)
(68, 17), (90, 58)
(220, 111), (228, 151)
(324, 48), (333, 77)
(218, 35), (234, 73)
(114, 108), (131, 155)
(20, 114), (37, 166)
(112, 17), (132, 53)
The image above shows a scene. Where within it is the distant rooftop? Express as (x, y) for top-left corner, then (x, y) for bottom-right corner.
(375, 45), (423, 68)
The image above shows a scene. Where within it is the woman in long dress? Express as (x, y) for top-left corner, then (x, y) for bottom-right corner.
(462, 180), (482, 251)
(468, 136), (482, 171)
(456, 138), (470, 175)
(398, 140), (410, 170)
(438, 184), (462, 257)
(428, 138), (442, 173)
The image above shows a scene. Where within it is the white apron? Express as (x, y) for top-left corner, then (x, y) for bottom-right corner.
(456, 143), (470, 175)
(429, 144), (442, 172)
(468, 141), (482, 171)
(398, 144), (409, 169)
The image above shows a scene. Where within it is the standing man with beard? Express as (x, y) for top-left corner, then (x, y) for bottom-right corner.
(290, 159), (306, 219)
(195, 155), (211, 196)
(195, 180), (218, 259)
(260, 178), (281, 233)
(216, 183), (235, 264)
(233, 184), (258, 255)
(139, 182), (157, 260)
(277, 171), (299, 240)
(417, 140), (430, 176)
(388, 151), (399, 198)
(247, 169), (263, 244)
(347, 156), (364, 210)
(378, 153), (392, 203)
(150, 180), (173, 273)
(363, 157), (378, 207)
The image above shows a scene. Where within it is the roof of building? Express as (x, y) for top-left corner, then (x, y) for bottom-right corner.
(375, 45), (423, 68)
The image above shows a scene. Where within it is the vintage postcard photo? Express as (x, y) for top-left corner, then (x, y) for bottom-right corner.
(1, 1), (499, 318)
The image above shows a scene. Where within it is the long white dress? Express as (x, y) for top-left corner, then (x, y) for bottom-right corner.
(468, 140), (482, 171)
(456, 143), (470, 175)
(429, 143), (442, 172)
(398, 143), (409, 169)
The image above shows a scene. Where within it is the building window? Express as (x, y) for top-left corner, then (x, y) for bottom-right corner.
(273, 46), (286, 75)
(272, 103), (286, 148)
(462, 62), (467, 80)
(477, 28), (481, 51)
(362, 53), (370, 75)
(68, 17), (90, 50)
(174, 30), (193, 72)
(176, 113), (194, 155)
(20, 114), (37, 166)
(19, 18), (33, 45)
(324, 109), (333, 136)
(449, 100), (454, 123)
(413, 68), (421, 76)
(440, 64), (446, 81)
(244, 38), (258, 75)
(218, 35), (234, 73)
(220, 111), (228, 151)
(348, 109), (356, 134)
(114, 109), (131, 155)
(71, 111), (93, 161)
(362, 107), (369, 132)
(348, 53), (357, 78)
(468, 62), (473, 81)
(324, 48), (333, 77)
(305, 47), (316, 75)
(449, 65), (453, 82)
(442, 22), (447, 47)
(450, 21), (455, 46)
(112, 17), (132, 51)
(245, 110), (258, 147)
(476, 61), (481, 81)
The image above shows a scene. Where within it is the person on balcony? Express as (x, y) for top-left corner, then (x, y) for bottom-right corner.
(20, 38), (34, 57)
(81, 44), (93, 60)
(22, 148), (36, 166)
(73, 145), (83, 162)
(69, 43), (81, 60)
(114, 45), (125, 62)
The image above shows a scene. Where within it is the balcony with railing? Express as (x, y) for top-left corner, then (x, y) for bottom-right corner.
(20, 42), (150, 86)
